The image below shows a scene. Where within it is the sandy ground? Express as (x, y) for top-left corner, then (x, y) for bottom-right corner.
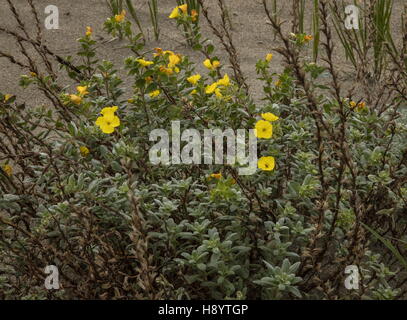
(0, 0), (405, 106)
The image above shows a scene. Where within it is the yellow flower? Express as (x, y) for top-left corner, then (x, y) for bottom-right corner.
(179, 4), (188, 13)
(159, 66), (174, 75)
(265, 53), (273, 62)
(258, 156), (275, 171)
(2, 164), (12, 177)
(153, 47), (163, 57)
(349, 101), (357, 108)
(69, 94), (82, 105)
(169, 6), (180, 19)
(96, 107), (120, 134)
(168, 54), (182, 68)
(356, 101), (367, 112)
(77, 86), (89, 96)
(205, 82), (218, 94)
(212, 60), (220, 69)
(136, 58), (154, 67)
(254, 120), (273, 139)
(163, 50), (175, 56)
(203, 59), (220, 70)
(4, 94), (13, 102)
(30, 72), (37, 77)
(86, 26), (92, 37)
(215, 88), (223, 98)
(79, 146), (90, 157)
(217, 74), (230, 87)
(149, 90), (161, 98)
(210, 172), (222, 179)
(191, 89), (197, 95)
(115, 10), (126, 23)
(275, 80), (282, 87)
(187, 74), (201, 85)
(304, 35), (313, 42)
(261, 112), (279, 122)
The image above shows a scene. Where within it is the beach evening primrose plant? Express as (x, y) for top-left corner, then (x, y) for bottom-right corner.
(2, 0), (406, 301)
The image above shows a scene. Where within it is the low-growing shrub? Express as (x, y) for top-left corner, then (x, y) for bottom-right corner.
(0, 0), (406, 299)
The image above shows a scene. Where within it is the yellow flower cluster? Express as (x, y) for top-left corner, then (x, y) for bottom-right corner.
(350, 100), (367, 112)
(205, 74), (230, 98)
(153, 48), (182, 74)
(254, 112), (279, 139)
(187, 74), (201, 85)
(203, 59), (220, 70)
(136, 58), (154, 67)
(69, 86), (89, 105)
(149, 90), (161, 98)
(169, 4), (197, 21)
(255, 113), (279, 171)
(95, 106), (120, 134)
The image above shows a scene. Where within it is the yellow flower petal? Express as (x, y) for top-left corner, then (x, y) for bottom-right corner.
(261, 112), (279, 122)
(210, 173), (222, 179)
(69, 94), (82, 105)
(211, 60), (220, 69)
(217, 74), (230, 87)
(77, 86), (89, 96)
(101, 106), (118, 115)
(169, 6), (180, 19)
(100, 123), (115, 134)
(266, 53), (273, 62)
(187, 74), (201, 85)
(149, 90), (161, 98)
(179, 4), (188, 13)
(215, 88), (223, 98)
(80, 146), (90, 156)
(136, 59), (154, 67)
(86, 26), (93, 37)
(114, 10), (126, 22)
(205, 82), (218, 94)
